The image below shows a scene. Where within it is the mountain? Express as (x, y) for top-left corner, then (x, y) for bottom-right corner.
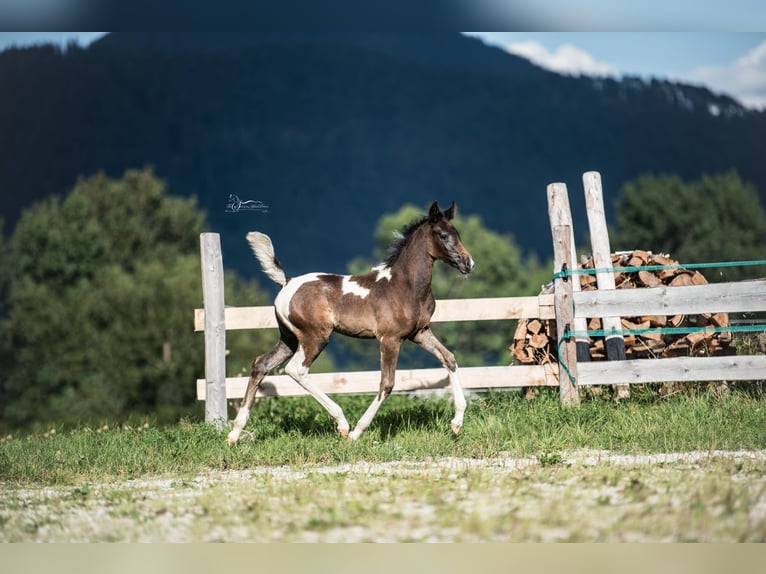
(1, 32), (765, 284)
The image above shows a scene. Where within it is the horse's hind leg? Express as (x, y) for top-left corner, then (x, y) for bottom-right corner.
(227, 338), (294, 445)
(285, 333), (350, 437)
(348, 335), (401, 441)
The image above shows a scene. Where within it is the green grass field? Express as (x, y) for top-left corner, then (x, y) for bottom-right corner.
(2, 388), (766, 541)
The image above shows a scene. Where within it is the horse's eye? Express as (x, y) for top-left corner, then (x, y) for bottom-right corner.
(439, 232), (448, 240)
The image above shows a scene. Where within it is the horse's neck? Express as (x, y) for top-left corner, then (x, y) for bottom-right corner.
(392, 233), (435, 296)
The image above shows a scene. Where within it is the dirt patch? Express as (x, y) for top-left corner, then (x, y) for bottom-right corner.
(3, 450), (766, 542)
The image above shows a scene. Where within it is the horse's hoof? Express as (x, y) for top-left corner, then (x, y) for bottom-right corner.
(450, 422), (462, 434)
(338, 427), (349, 438)
(226, 434), (238, 446)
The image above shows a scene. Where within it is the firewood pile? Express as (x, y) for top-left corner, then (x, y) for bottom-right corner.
(511, 250), (733, 365)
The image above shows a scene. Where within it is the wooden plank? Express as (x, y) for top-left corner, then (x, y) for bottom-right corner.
(583, 170), (629, 399)
(199, 233), (227, 429)
(578, 355), (766, 386)
(194, 306), (278, 331)
(194, 295), (556, 332)
(573, 280), (766, 318)
(548, 181), (590, 362)
(432, 296), (555, 322)
(197, 364), (560, 400)
(551, 222), (580, 405)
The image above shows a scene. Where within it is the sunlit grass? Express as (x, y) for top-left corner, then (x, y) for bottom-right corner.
(2, 388), (765, 485)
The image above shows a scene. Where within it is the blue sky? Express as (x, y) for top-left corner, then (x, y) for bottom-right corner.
(2, 31), (766, 108)
(467, 32), (766, 109)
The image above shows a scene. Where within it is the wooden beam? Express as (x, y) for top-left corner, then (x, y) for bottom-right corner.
(199, 233), (227, 429)
(584, 170), (629, 399)
(194, 306), (278, 331)
(432, 296), (554, 322)
(573, 279), (766, 318)
(199, 353), (766, 399)
(194, 295), (556, 332)
(197, 364), (560, 400)
(551, 222), (580, 406)
(578, 355), (766, 386)
(548, 181), (590, 362)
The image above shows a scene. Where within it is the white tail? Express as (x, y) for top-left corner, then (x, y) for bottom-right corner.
(246, 232), (287, 286)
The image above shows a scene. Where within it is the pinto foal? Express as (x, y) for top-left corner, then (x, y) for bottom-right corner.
(227, 201), (474, 445)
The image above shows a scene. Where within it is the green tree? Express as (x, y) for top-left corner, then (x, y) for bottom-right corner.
(341, 204), (550, 369)
(611, 171), (766, 281)
(0, 168), (276, 430)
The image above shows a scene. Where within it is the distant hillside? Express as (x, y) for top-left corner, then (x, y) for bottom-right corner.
(1, 32), (765, 284)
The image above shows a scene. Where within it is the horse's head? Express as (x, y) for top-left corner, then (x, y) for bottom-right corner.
(425, 201), (474, 274)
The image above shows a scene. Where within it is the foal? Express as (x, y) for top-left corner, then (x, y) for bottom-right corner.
(227, 201), (474, 445)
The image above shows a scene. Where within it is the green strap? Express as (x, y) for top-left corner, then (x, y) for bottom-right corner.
(552, 259), (766, 282)
(566, 324), (766, 340)
(556, 327), (578, 385)
(555, 323), (766, 387)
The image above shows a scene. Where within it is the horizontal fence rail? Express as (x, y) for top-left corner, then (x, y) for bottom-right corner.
(194, 294), (559, 401)
(195, 279), (766, 333)
(577, 355), (766, 387)
(573, 279), (766, 318)
(194, 295), (556, 332)
(196, 364), (560, 400)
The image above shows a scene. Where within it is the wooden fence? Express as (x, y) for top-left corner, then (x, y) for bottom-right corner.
(195, 171), (766, 426)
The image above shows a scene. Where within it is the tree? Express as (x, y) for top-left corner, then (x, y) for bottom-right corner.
(340, 204), (550, 370)
(610, 171), (766, 281)
(0, 168), (276, 430)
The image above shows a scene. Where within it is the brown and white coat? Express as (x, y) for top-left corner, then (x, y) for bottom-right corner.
(227, 201), (474, 445)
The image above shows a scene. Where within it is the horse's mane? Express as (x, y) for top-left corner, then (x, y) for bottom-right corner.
(382, 212), (440, 268)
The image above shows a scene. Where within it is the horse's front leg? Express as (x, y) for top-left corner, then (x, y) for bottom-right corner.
(348, 336), (401, 441)
(411, 326), (466, 434)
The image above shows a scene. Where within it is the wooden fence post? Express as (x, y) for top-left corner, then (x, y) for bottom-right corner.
(583, 171), (630, 399)
(547, 183), (590, 362)
(552, 224), (580, 405)
(200, 233), (227, 429)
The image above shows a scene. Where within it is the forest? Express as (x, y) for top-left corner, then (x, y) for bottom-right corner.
(1, 168), (764, 430)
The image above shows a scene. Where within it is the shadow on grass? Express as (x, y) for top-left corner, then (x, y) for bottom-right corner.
(374, 398), (452, 440)
(246, 394), (454, 440)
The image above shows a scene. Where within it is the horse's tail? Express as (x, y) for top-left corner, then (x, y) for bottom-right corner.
(246, 232), (287, 286)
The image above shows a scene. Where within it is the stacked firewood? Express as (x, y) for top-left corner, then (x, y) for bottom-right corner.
(511, 250), (733, 365)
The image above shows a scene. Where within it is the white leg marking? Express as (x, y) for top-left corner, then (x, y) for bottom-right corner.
(285, 347), (350, 435)
(227, 406), (251, 445)
(348, 394), (386, 441)
(449, 369), (467, 433)
(342, 275), (370, 298)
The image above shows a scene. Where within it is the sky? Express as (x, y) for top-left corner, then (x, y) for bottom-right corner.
(466, 32), (766, 109)
(2, 31), (766, 109)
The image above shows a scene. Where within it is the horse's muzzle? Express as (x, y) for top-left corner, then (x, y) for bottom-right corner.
(456, 255), (474, 275)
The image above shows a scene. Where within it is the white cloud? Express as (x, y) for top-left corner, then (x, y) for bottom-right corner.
(505, 41), (618, 77)
(685, 40), (766, 110)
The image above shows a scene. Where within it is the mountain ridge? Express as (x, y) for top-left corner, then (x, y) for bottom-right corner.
(1, 32), (764, 281)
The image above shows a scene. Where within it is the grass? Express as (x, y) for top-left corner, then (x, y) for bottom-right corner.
(2, 388), (766, 485)
(3, 388), (766, 542)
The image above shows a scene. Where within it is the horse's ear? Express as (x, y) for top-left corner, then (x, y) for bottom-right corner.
(428, 201), (441, 219)
(443, 201), (456, 220)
